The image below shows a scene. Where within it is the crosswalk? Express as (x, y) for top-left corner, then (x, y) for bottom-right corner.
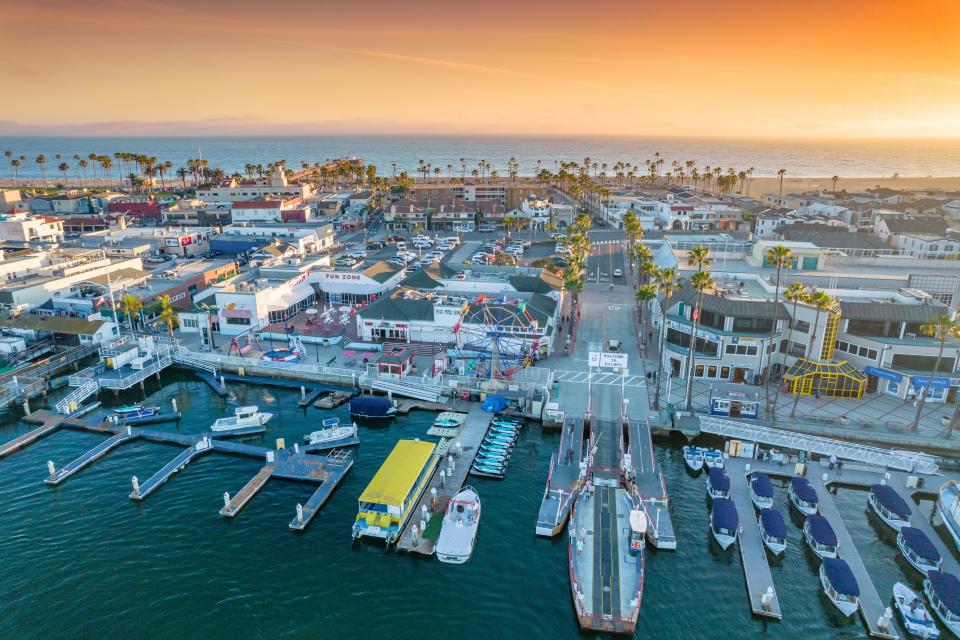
(552, 370), (646, 387)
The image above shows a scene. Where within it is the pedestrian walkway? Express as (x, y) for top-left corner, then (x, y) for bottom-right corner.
(552, 370), (646, 387)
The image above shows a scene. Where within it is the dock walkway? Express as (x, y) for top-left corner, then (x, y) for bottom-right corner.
(725, 459), (782, 620)
(46, 430), (140, 485)
(220, 465), (276, 517)
(131, 442), (214, 500)
(0, 421), (62, 459)
(396, 402), (488, 554)
(627, 420), (676, 549)
(593, 484), (622, 621)
(536, 417), (585, 537)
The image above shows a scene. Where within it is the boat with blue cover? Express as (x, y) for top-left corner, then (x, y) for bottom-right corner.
(683, 445), (704, 472)
(758, 507), (787, 555)
(106, 405), (180, 426)
(706, 467), (730, 500)
(894, 581), (940, 639)
(349, 395), (397, 427)
(898, 526), (942, 576)
(750, 472), (774, 510)
(869, 483), (912, 531)
(820, 557), (860, 617)
(804, 514), (839, 559)
(710, 497), (739, 550)
(703, 448), (724, 470)
(925, 570), (960, 638)
(938, 481), (960, 555)
(788, 476), (819, 516)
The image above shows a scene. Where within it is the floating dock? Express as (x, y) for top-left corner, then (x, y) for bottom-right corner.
(536, 417), (585, 537)
(724, 459), (782, 620)
(626, 420), (676, 550)
(195, 371), (348, 407)
(9, 410), (352, 530)
(396, 402), (490, 555)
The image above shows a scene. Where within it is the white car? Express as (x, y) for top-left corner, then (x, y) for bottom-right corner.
(555, 244), (571, 255)
(348, 250), (367, 259)
(397, 251), (418, 262)
(613, 268), (623, 277)
(439, 237), (460, 247)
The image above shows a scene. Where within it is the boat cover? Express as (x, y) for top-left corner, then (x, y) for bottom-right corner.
(708, 467), (730, 491)
(929, 570), (960, 614)
(806, 514), (838, 547)
(823, 557), (859, 597)
(481, 395), (509, 412)
(350, 395), (393, 417)
(759, 508), (787, 539)
(712, 498), (738, 530)
(790, 477), (818, 504)
(871, 484), (911, 519)
(751, 473), (774, 498)
(900, 526), (941, 564)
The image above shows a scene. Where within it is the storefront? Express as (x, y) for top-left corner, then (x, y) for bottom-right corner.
(865, 366), (953, 403)
(709, 391), (760, 419)
(312, 264), (404, 306)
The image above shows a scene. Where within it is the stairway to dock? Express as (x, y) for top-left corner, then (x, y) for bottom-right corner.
(220, 465), (275, 517)
(131, 442), (214, 500)
(45, 430), (139, 485)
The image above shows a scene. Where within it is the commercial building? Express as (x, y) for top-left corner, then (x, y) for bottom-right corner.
(197, 165), (311, 202)
(0, 211), (65, 244)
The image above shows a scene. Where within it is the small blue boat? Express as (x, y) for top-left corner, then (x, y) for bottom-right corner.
(820, 557), (859, 617)
(925, 570), (960, 637)
(750, 473), (774, 510)
(758, 507), (787, 555)
(788, 476), (818, 516)
(897, 526), (942, 576)
(869, 484), (911, 531)
(804, 514), (838, 559)
(710, 497), (738, 550)
(707, 467), (730, 500)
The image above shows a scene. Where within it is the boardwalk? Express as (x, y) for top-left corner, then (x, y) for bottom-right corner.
(0, 421), (62, 459)
(725, 459), (783, 620)
(396, 402), (488, 554)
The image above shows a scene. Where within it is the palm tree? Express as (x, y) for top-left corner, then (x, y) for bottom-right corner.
(684, 270), (715, 410)
(57, 162), (70, 185)
(9, 158), (21, 185)
(763, 245), (796, 411)
(777, 168), (787, 196)
(635, 284), (656, 326)
(772, 282), (808, 412)
(35, 154), (48, 184)
(100, 156), (113, 186)
(789, 289), (834, 418)
(831, 175), (840, 192)
(120, 293), (143, 334)
(687, 244), (712, 274)
(653, 267), (682, 410)
(176, 167), (189, 189)
(157, 295), (178, 337)
(78, 159), (89, 183)
(912, 315), (960, 431)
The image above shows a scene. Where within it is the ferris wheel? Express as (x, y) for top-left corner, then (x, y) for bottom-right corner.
(451, 295), (540, 380)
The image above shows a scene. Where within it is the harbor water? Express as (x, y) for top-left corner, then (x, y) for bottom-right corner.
(0, 371), (951, 639)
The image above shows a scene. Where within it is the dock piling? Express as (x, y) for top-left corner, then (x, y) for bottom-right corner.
(131, 475), (140, 497)
(412, 524), (419, 546)
(440, 470), (446, 488)
(300, 386), (306, 402)
(223, 491), (230, 508)
(22, 399), (30, 415)
(448, 454), (454, 471)
(171, 398), (178, 413)
(220, 375), (226, 391)
(455, 441), (462, 458)
(47, 460), (56, 479)
(421, 505), (429, 522)
(296, 503), (304, 525)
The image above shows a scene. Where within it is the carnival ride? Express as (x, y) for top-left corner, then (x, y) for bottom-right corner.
(451, 295), (540, 379)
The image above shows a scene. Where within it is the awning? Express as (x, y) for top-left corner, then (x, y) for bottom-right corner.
(911, 375), (951, 389)
(864, 366), (902, 383)
(223, 308), (251, 319)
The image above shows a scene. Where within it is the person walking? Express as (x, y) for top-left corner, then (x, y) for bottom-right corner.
(829, 453), (837, 470)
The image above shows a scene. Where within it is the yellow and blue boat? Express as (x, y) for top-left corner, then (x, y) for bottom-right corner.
(352, 440), (438, 544)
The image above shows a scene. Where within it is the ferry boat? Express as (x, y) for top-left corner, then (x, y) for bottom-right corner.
(869, 484), (912, 531)
(349, 395), (397, 427)
(819, 557), (860, 618)
(937, 481), (960, 554)
(435, 486), (481, 564)
(750, 473), (775, 510)
(706, 467), (731, 500)
(682, 446), (704, 472)
(893, 581), (940, 639)
(804, 514), (839, 559)
(897, 526), (942, 576)
(758, 507), (788, 555)
(352, 439), (438, 544)
(303, 418), (359, 450)
(210, 405), (272, 435)
(703, 448), (724, 470)
(925, 570), (960, 638)
(710, 497), (739, 550)
(788, 476), (819, 516)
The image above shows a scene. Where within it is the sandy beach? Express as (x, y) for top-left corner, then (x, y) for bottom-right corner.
(746, 176), (960, 196)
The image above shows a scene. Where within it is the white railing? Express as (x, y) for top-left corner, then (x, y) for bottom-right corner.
(368, 376), (441, 402)
(697, 414), (938, 474)
(55, 379), (99, 414)
(173, 349), (363, 385)
(97, 355), (173, 390)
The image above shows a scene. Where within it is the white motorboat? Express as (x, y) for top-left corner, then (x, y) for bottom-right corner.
(897, 526), (943, 576)
(788, 476), (819, 516)
(820, 558), (860, 618)
(869, 484), (912, 531)
(304, 418), (358, 450)
(683, 446), (704, 472)
(926, 571), (960, 638)
(758, 508), (787, 555)
(938, 481), (960, 555)
(750, 473), (775, 510)
(894, 581), (940, 639)
(804, 514), (839, 559)
(703, 448), (724, 470)
(706, 467), (731, 500)
(710, 497), (739, 550)
(435, 486), (481, 564)
(210, 405), (272, 435)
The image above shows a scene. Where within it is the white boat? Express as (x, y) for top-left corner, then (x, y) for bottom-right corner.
(629, 508), (648, 554)
(898, 526), (943, 576)
(869, 484), (912, 531)
(894, 581), (940, 639)
(435, 486), (481, 564)
(706, 467), (731, 500)
(703, 448), (724, 470)
(926, 571), (960, 638)
(804, 514), (839, 559)
(820, 558), (860, 618)
(682, 446), (704, 472)
(788, 476), (819, 516)
(210, 405), (272, 435)
(758, 508), (787, 555)
(304, 418), (358, 450)
(938, 481), (960, 555)
(750, 473), (775, 510)
(710, 497), (739, 550)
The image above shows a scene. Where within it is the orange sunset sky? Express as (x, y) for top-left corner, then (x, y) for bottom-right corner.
(2, 0), (959, 138)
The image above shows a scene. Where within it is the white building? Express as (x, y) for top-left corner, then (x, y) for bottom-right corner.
(0, 211), (65, 244)
(197, 165), (312, 203)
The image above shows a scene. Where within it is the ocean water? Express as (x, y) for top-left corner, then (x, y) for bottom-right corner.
(0, 370), (954, 639)
(2, 135), (960, 181)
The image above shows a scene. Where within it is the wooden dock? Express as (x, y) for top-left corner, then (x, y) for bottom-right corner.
(725, 459), (782, 620)
(220, 465), (276, 517)
(396, 403), (489, 555)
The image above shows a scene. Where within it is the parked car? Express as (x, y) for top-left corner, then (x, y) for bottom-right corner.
(549, 232), (566, 240)
(336, 256), (358, 266)
(552, 257), (569, 267)
(555, 244), (571, 255)
(348, 250), (367, 259)
(613, 268), (623, 277)
(478, 224), (496, 232)
(395, 241), (407, 251)
(438, 236), (460, 246)
(366, 241), (385, 250)
(389, 234), (405, 242)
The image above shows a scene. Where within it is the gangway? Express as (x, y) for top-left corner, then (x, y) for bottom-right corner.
(55, 379), (99, 414)
(368, 376), (442, 403)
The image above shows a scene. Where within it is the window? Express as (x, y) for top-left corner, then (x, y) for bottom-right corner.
(226, 316), (251, 326)
(695, 364), (705, 377)
(725, 344), (759, 356)
(792, 319), (810, 333)
(892, 353), (957, 372)
(732, 317), (773, 333)
(181, 318), (199, 329)
(886, 380), (900, 394)
(720, 366), (730, 379)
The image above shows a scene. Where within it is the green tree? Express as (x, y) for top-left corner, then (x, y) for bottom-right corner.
(763, 244), (796, 411)
(831, 175), (840, 192)
(912, 315), (960, 431)
(653, 267), (682, 410)
(772, 282), (808, 413)
(157, 295), (179, 337)
(57, 162), (70, 185)
(120, 293), (143, 334)
(777, 168), (787, 196)
(35, 154), (48, 183)
(10, 158), (21, 185)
